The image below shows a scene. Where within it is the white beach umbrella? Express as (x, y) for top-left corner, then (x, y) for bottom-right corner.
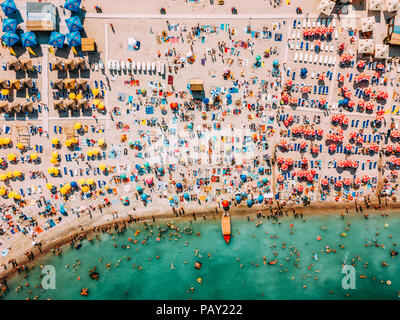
(387, 0), (400, 12)
(358, 39), (375, 55)
(318, 0), (336, 16)
(375, 44), (389, 59)
(369, 0), (384, 10)
(360, 17), (375, 33)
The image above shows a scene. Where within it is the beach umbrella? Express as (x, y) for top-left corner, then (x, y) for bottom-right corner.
(247, 199), (253, 207)
(74, 122), (82, 130)
(92, 88), (99, 97)
(51, 151), (59, 159)
(202, 97), (210, 105)
(240, 174), (247, 182)
(145, 176), (153, 185)
(257, 194), (264, 204)
(1, 32), (19, 47)
(7, 153), (15, 161)
(50, 158), (57, 164)
(262, 177), (268, 185)
(51, 137), (59, 145)
(222, 200), (229, 208)
(258, 167), (264, 174)
(300, 68), (307, 77)
(183, 192), (190, 200)
(81, 185), (90, 193)
(176, 182), (183, 189)
(0, 173), (7, 181)
(77, 178), (86, 186)
(16, 142), (24, 150)
(64, 0), (81, 12)
(30, 153), (38, 161)
(0, 187), (6, 196)
(362, 175), (370, 183)
(86, 178), (94, 185)
(65, 15), (83, 32)
(235, 194), (242, 203)
(1, 0), (17, 16)
(49, 32), (65, 49)
(273, 59), (279, 67)
(136, 185), (143, 193)
(21, 31), (37, 48)
(141, 193), (148, 201)
(2, 18), (17, 32)
(66, 31), (81, 47)
(255, 55), (261, 61)
(99, 163), (107, 172)
(210, 89), (219, 97)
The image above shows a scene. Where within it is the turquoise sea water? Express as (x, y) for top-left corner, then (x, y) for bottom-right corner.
(3, 213), (400, 300)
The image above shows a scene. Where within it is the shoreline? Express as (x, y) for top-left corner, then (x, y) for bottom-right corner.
(1, 198), (398, 282)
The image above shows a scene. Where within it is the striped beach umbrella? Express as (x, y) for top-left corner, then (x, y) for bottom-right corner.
(210, 89), (219, 97)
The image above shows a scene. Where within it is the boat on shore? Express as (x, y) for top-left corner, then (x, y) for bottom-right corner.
(221, 213), (231, 243)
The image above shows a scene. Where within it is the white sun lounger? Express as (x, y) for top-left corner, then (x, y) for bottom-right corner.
(332, 56), (336, 66)
(304, 53), (308, 63)
(319, 55), (323, 64)
(111, 60), (117, 71)
(147, 62), (151, 72)
(294, 52), (298, 62)
(137, 61), (141, 71)
(161, 63), (165, 75)
(121, 60), (125, 71)
(335, 30), (338, 40)
(152, 62), (156, 72)
(320, 43), (325, 51)
(142, 62), (146, 71)
(302, 19), (306, 28)
(107, 60), (112, 71)
(325, 44), (329, 52)
(290, 41), (294, 50)
(330, 44), (334, 52)
(296, 42), (299, 50)
(309, 54), (313, 63)
(314, 55), (318, 64)
(310, 43), (314, 51)
(324, 55), (328, 65)
(116, 60), (121, 72)
(157, 61), (161, 74)
(131, 61), (136, 71)
(311, 72), (315, 79)
(332, 19), (336, 28)
(307, 20), (311, 28)
(328, 56), (333, 66)
(292, 31), (296, 40)
(299, 52), (303, 62)
(317, 20), (321, 27)
(127, 61), (131, 71)
(312, 21), (316, 28)
(297, 30), (300, 39)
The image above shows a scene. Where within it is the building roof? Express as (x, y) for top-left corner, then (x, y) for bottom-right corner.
(26, 2), (56, 31)
(190, 79), (204, 91)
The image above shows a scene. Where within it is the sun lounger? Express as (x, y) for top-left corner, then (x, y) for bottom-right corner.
(294, 52), (298, 62)
(323, 55), (328, 65)
(300, 42), (304, 50)
(309, 54), (313, 63)
(304, 53), (308, 63)
(299, 52), (303, 62)
(328, 56), (333, 66)
(319, 55), (323, 64)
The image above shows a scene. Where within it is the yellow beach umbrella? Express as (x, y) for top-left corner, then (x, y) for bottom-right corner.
(98, 139), (105, 146)
(13, 170), (21, 177)
(76, 93), (83, 100)
(86, 178), (94, 185)
(0, 138), (4, 145)
(53, 168), (59, 176)
(0, 187), (6, 196)
(81, 185), (90, 193)
(30, 153), (38, 160)
(14, 193), (21, 200)
(51, 137), (59, 145)
(99, 163), (107, 171)
(8, 191), (16, 199)
(1, 89), (9, 95)
(86, 149), (94, 157)
(92, 88), (99, 97)
(47, 167), (55, 174)
(50, 157), (58, 164)
(71, 138), (78, 144)
(65, 139), (72, 147)
(78, 179), (86, 186)
(74, 122), (82, 130)
(7, 153), (16, 161)
(46, 183), (54, 190)
(0, 173), (7, 181)
(6, 171), (13, 179)
(51, 152), (59, 159)
(92, 148), (100, 156)
(16, 143), (24, 150)
(97, 102), (105, 110)
(3, 137), (11, 145)
(92, 99), (101, 106)
(69, 92), (76, 100)
(60, 187), (67, 195)
(64, 183), (71, 190)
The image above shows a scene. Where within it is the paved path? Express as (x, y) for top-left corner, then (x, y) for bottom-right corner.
(42, 47), (49, 133)
(85, 13), (366, 20)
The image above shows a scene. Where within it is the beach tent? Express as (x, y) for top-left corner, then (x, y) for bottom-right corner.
(375, 44), (389, 59)
(49, 31), (65, 48)
(387, 0), (400, 12)
(358, 39), (375, 55)
(1, 0), (17, 16)
(369, 0), (384, 10)
(318, 0), (335, 16)
(2, 18), (17, 32)
(360, 17), (375, 33)
(21, 31), (37, 47)
(66, 31), (81, 47)
(64, 0), (81, 13)
(1, 32), (19, 46)
(65, 15), (83, 32)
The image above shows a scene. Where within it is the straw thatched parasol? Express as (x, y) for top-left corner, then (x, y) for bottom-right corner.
(77, 79), (87, 89)
(75, 58), (87, 69)
(64, 99), (75, 108)
(369, 0), (384, 10)
(20, 59), (33, 71)
(21, 78), (33, 88)
(0, 79), (10, 89)
(23, 101), (34, 113)
(8, 59), (20, 71)
(78, 98), (89, 109)
(10, 102), (21, 113)
(64, 79), (76, 90)
(358, 39), (375, 55)
(0, 102), (9, 113)
(375, 44), (389, 59)
(387, 0), (400, 11)
(65, 59), (77, 71)
(360, 17), (375, 33)
(54, 79), (64, 90)
(54, 60), (64, 71)
(10, 79), (20, 90)
(54, 100), (65, 110)
(318, 0), (335, 16)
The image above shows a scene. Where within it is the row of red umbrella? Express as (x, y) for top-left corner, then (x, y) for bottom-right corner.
(292, 126), (323, 137)
(337, 160), (359, 168)
(390, 130), (400, 139)
(321, 176), (368, 188)
(302, 27), (334, 37)
(389, 157), (400, 166)
(354, 73), (371, 83)
(384, 145), (400, 153)
(340, 53), (354, 62)
(376, 91), (389, 100)
(331, 114), (349, 126)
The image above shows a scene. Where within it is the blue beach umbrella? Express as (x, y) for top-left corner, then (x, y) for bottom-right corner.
(240, 174), (247, 182)
(300, 68), (307, 77)
(226, 93), (232, 100)
(136, 185), (143, 193)
(176, 182), (183, 189)
(183, 192), (190, 200)
(49, 31), (65, 48)
(202, 97), (210, 104)
(21, 31), (37, 47)
(247, 199), (253, 207)
(235, 194), (242, 203)
(1, 0), (17, 16)
(158, 167), (164, 174)
(2, 18), (17, 32)
(258, 167), (264, 174)
(257, 181), (263, 188)
(257, 194), (264, 204)
(273, 59), (279, 67)
(66, 31), (81, 47)
(262, 177), (268, 184)
(70, 181), (78, 188)
(65, 15), (83, 32)
(140, 193), (148, 201)
(210, 88), (219, 97)
(64, 0), (81, 13)
(1, 31), (19, 46)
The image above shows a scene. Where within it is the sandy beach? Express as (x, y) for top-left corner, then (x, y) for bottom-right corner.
(1, 0), (400, 283)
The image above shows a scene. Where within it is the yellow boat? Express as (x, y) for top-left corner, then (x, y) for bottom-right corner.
(221, 213), (231, 243)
